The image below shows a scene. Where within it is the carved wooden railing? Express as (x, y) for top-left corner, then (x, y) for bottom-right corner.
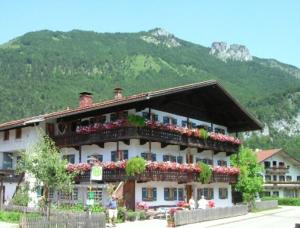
(77, 169), (238, 184)
(53, 127), (239, 153)
(0, 169), (22, 183)
(265, 166), (289, 174)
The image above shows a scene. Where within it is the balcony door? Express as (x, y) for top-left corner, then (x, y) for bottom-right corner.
(186, 154), (193, 164)
(3, 153), (13, 169)
(186, 185), (193, 202)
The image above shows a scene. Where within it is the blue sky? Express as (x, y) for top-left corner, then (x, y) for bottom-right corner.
(1, 0), (299, 67)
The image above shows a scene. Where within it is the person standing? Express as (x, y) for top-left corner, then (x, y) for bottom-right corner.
(107, 194), (118, 227)
(189, 196), (196, 210)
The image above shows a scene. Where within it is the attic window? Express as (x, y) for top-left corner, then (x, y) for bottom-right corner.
(4, 130), (9, 141)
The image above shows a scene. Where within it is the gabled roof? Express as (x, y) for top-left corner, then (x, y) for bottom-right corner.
(257, 149), (300, 165)
(0, 80), (263, 132)
(257, 149), (282, 162)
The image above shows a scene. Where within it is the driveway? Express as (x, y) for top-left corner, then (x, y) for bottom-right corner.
(115, 206), (300, 228)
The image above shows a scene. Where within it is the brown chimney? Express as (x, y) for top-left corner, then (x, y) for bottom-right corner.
(114, 87), (123, 99)
(79, 92), (93, 108)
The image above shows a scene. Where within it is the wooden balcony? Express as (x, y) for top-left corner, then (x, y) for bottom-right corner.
(265, 180), (300, 185)
(265, 166), (289, 174)
(53, 127), (239, 153)
(0, 169), (22, 183)
(76, 169), (238, 184)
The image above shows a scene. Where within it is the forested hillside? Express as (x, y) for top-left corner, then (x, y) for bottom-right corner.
(0, 28), (299, 157)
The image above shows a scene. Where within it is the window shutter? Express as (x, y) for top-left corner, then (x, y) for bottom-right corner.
(111, 151), (116, 162)
(123, 150), (129, 160)
(163, 117), (169, 124)
(142, 188), (147, 201)
(164, 188), (168, 200)
(153, 188), (157, 201)
(70, 155), (75, 164)
(177, 156), (183, 164)
(173, 188), (177, 200)
(178, 188), (183, 201)
(151, 153), (157, 162)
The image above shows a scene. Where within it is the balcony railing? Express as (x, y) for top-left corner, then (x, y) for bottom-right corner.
(265, 166), (289, 174)
(265, 180), (300, 184)
(53, 127), (239, 153)
(0, 169), (22, 182)
(76, 169), (238, 184)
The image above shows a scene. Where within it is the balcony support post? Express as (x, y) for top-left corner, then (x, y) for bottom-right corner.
(148, 107), (152, 161)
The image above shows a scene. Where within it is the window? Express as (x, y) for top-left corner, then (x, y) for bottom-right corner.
(151, 114), (158, 122)
(163, 155), (182, 163)
(111, 150), (128, 162)
(141, 152), (156, 161)
(142, 112), (149, 120)
(36, 186), (44, 197)
(219, 188), (228, 199)
(279, 162), (285, 167)
(263, 191), (271, 197)
(15, 128), (22, 139)
(4, 130), (9, 141)
(48, 189), (55, 199)
(197, 188), (214, 200)
(87, 154), (103, 163)
(214, 128), (225, 134)
(171, 118), (177, 125)
(272, 191), (279, 197)
(272, 161), (277, 167)
(142, 187), (157, 201)
(279, 176), (285, 181)
(99, 115), (107, 124)
(61, 188), (78, 200)
(217, 160), (227, 167)
(273, 175), (277, 181)
(264, 161), (271, 168)
(196, 158), (213, 165)
(297, 176), (300, 182)
(63, 154), (75, 164)
(87, 188), (102, 202)
(286, 176), (292, 181)
(181, 121), (187, 127)
(110, 113), (118, 122)
(164, 188), (177, 201)
(3, 153), (13, 169)
(265, 175), (271, 181)
(178, 188), (184, 201)
(163, 116), (170, 124)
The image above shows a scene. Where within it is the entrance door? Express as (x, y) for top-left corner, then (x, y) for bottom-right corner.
(186, 185), (193, 201)
(123, 181), (135, 210)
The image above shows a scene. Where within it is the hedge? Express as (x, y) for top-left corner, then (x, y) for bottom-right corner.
(262, 197), (300, 206)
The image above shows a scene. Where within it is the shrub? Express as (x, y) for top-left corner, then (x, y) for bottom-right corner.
(11, 182), (30, 206)
(198, 162), (212, 184)
(126, 211), (139, 221)
(0, 211), (21, 223)
(199, 128), (209, 139)
(138, 211), (147, 220)
(125, 157), (146, 176)
(117, 207), (126, 222)
(262, 197), (300, 206)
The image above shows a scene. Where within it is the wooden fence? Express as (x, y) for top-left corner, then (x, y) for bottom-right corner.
(20, 213), (106, 228)
(174, 205), (248, 226)
(3, 205), (106, 228)
(255, 200), (278, 210)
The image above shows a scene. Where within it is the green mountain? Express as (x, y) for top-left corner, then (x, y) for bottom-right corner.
(0, 28), (299, 157)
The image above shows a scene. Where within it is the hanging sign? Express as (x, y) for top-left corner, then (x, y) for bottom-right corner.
(90, 165), (103, 181)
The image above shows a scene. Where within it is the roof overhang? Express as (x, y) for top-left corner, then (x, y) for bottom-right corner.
(0, 80), (263, 132)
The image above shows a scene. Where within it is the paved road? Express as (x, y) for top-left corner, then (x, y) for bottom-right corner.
(116, 206), (300, 228)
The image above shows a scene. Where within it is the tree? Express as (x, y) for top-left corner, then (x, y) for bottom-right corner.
(231, 146), (263, 205)
(17, 134), (76, 218)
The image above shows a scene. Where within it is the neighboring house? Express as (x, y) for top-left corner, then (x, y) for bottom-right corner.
(0, 80), (262, 209)
(257, 149), (300, 198)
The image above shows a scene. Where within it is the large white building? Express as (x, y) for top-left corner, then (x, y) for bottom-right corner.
(0, 81), (262, 209)
(257, 149), (300, 198)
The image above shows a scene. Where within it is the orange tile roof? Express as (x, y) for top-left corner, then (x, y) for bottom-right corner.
(256, 149), (282, 162)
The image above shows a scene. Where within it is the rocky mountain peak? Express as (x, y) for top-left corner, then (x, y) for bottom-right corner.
(209, 42), (253, 62)
(140, 28), (181, 48)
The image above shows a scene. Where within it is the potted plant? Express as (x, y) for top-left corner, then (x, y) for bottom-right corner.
(125, 157), (146, 176)
(198, 162), (212, 184)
